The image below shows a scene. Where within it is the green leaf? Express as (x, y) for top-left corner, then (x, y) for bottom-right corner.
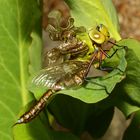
(29, 21), (42, 74)
(114, 39), (140, 116)
(0, 0), (41, 139)
(64, 0), (121, 40)
(49, 95), (114, 136)
(118, 39), (140, 59)
(122, 110), (140, 140)
(49, 95), (95, 135)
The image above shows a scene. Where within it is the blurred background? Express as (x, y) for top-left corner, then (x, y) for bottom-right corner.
(113, 0), (140, 41)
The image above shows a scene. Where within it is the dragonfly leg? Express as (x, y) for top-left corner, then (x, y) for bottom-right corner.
(99, 65), (124, 73)
(108, 40), (128, 50)
(99, 66), (113, 71)
(99, 48), (125, 73)
(101, 39), (128, 59)
(101, 47), (124, 59)
(98, 51), (113, 71)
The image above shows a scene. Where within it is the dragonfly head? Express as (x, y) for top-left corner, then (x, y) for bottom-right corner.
(88, 24), (110, 44)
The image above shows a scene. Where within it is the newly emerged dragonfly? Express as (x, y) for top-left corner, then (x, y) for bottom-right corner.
(14, 19), (125, 125)
(45, 18), (124, 68)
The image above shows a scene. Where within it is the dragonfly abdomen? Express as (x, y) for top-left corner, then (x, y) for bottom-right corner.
(14, 90), (53, 125)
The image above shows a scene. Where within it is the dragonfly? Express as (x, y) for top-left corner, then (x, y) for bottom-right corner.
(45, 18), (124, 69)
(14, 19), (125, 125)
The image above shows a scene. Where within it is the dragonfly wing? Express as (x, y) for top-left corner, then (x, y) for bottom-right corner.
(43, 48), (65, 67)
(32, 61), (89, 90)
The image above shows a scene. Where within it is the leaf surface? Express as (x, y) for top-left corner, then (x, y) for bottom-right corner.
(113, 39), (140, 116)
(0, 0), (41, 139)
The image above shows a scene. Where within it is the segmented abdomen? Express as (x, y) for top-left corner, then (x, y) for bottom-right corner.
(16, 90), (53, 124)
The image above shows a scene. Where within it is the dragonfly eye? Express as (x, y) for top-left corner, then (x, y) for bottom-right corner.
(96, 24), (110, 41)
(89, 29), (106, 44)
(96, 24), (103, 32)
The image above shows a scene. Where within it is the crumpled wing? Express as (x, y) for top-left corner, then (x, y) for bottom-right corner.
(43, 47), (67, 67)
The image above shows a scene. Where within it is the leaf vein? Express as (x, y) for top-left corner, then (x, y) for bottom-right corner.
(1, 24), (18, 46)
(0, 131), (11, 140)
(0, 100), (16, 119)
(0, 55), (20, 87)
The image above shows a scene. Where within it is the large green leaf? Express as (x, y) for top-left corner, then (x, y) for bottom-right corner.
(49, 93), (114, 136)
(48, 96), (114, 137)
(49, 95), (95, 135)
(64, 0), (121, 40)
(0, 0), (41, 139)
(113, 39), (140, 116)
